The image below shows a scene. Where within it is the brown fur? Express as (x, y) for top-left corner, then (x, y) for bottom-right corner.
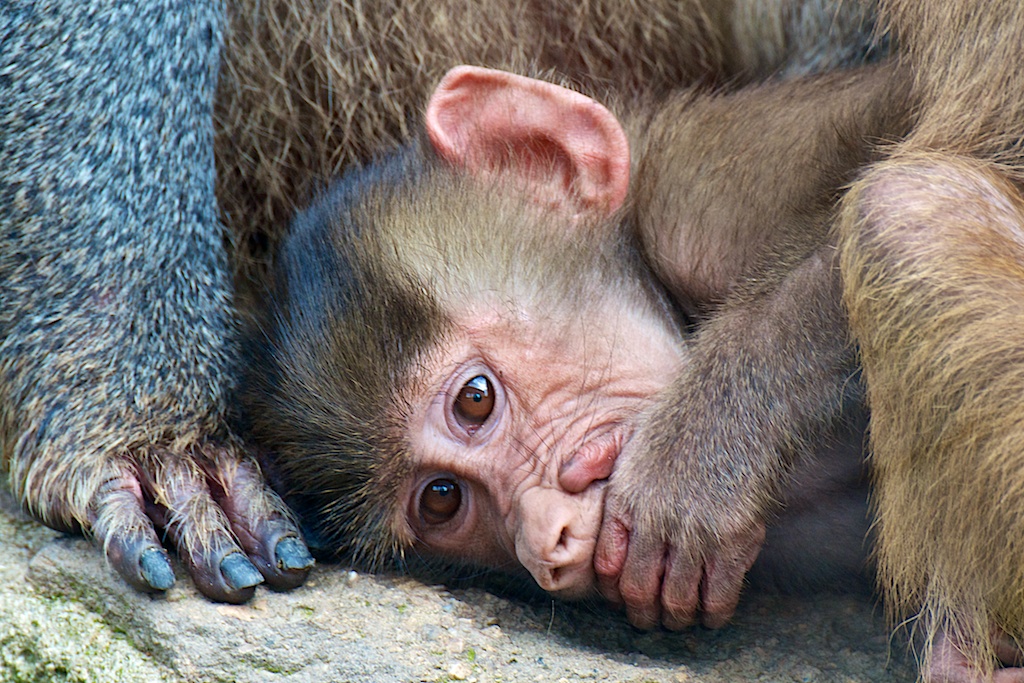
(232, 0), (1024, 677)
(240, 27), (906, 619)
(842, 155), (1024, 677)
(213, 0), (880, 305)
(632, 65), (910, 308)
(591, 63), (912, 632)
(839, 0), (1024, 676)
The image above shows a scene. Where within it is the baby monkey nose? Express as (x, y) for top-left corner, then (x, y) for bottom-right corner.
(515, 486), (600, 595)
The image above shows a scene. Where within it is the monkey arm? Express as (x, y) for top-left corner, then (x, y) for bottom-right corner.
(0, 0), (311, 601)
(591, 66), (909, 630)
(595, 242), (860, 629)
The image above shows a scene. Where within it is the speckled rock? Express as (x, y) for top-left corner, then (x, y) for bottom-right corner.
(0, 487), (914, 683)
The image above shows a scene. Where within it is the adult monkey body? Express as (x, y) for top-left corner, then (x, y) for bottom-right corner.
(0, 0), (876, 604)
(241, 4), (1024, 683)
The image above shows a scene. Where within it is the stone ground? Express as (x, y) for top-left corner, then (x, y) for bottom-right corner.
(0, 487), (915, 683)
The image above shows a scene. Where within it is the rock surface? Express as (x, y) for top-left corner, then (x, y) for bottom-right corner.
(0, 487), (914, 683)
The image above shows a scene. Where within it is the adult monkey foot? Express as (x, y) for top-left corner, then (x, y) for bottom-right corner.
(0, 0), (312, 604)
(14, 435), (313, 604)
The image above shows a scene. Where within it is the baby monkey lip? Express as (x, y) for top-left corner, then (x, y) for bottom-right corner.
(559, 427), (626, 493)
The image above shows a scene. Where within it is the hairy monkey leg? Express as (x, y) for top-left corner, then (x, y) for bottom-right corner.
(839, 152), (1024, 682)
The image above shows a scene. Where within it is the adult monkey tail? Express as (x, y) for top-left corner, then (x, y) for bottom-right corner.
(839, 1), (1024, 680)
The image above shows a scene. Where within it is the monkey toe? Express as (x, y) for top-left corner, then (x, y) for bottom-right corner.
(219, 553), (264, 593)
(927, 631), (1024, 683)
(177, 546), (265, 604)
(118, 442), (314, 600)
(107, 534), (177, 593)
(89, 468), (177, 593)
(235, 521), (314, 591)
(139, 547), (176, 591)
(107, 534), (176, 593)
(197, 447), (314, 590)
(135, 447), (270, 603)
(275, 536), (314, 571)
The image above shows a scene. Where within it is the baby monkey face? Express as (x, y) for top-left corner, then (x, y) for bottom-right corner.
(402, 296), (686, 596)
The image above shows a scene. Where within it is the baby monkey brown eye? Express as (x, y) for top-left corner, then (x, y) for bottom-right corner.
(420, 478), (462, 525)
(453, 374), (494, 428)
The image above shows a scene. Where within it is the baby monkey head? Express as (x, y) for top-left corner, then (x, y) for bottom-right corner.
(245, 67), (686, 597)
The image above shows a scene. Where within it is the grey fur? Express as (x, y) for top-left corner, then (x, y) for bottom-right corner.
(0, 1), (234, 526)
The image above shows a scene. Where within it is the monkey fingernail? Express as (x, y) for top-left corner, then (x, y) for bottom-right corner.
(220, 552), (264, 591)
(139, 547), (176, 591)
(274, 536), (315, 571)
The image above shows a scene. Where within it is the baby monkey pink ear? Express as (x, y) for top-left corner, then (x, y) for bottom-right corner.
(426, 65), (630, 216)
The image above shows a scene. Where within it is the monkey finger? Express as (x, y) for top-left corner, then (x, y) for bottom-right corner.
(139, 450), (264, 603)
(88, 464), (176, 593)
(616, 535), (670, 630)
(198, 445), (314, 590)
(658, 550), (702, 630)
(594, 515), (631, 606)
(696, 556), (746, 630)
(697, 523), (765, 629)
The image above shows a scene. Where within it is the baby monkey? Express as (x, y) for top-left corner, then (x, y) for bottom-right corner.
(244, 63), (904, 636)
